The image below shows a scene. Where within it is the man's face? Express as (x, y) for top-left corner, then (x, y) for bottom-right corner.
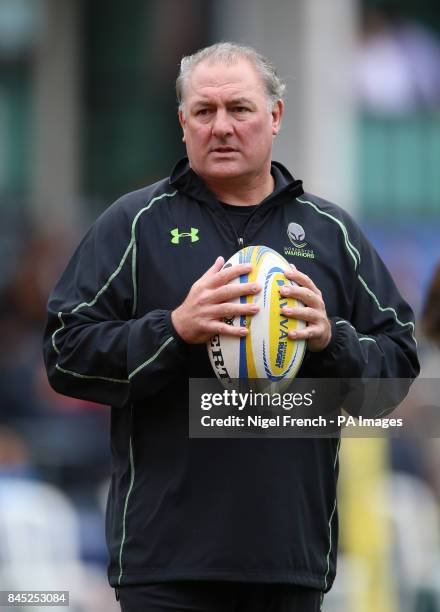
(178, 58), (283, 185)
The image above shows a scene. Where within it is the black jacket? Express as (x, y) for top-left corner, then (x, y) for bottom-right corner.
(43, 158), (419, 591)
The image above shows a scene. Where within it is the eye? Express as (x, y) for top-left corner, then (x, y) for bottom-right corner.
(232, 106), (249, 114)
(196, 108), (211, 116)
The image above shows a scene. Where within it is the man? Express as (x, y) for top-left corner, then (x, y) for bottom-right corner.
(422, 262), (440, 347)
(44, 43), (419, 611)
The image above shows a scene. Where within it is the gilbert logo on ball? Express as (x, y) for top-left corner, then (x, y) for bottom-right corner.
(207, 246), (306, 390)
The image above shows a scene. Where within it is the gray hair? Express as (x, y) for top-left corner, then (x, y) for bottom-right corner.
(176, 42), (286, 113)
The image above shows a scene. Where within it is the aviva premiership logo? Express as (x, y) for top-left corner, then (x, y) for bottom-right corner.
(170, 227), (199, 244)
(284, 222), (315, 259)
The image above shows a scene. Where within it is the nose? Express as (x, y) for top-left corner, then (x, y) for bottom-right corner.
(211, 109), (233, 139)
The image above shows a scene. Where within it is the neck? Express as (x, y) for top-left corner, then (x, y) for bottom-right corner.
(203, 168), (275, 206)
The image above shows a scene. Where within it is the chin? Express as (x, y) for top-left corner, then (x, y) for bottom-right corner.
(203, 161), (246, 181)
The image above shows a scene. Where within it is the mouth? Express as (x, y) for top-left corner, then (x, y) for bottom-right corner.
(211, 147), (238, 153)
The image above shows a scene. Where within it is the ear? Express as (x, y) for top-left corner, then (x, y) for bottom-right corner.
(178, 109), (187, 141)
(271, 99), (284, 136)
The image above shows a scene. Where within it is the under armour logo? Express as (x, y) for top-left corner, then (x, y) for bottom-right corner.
(170, 227), (199, 244)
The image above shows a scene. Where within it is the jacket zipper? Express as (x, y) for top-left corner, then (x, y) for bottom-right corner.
(237, 236), (244, 248)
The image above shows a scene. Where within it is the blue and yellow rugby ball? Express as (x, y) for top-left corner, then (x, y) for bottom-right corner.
(207, 245), (306, 389)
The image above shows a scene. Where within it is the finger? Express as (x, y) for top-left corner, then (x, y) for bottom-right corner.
(279, 284), (321, 308)
(212, 281), (261, 303)
(281, 305), (317, 323)
(210, 301), (260, 320)
(284, 265), (321, 295)
(288, 325), (318, 340)
(209, 263), (254, 288)
(210, 322), (249, 337)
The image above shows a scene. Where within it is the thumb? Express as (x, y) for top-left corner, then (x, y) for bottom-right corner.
(211, 256), (225, 272)
(201, 256), (225, 282)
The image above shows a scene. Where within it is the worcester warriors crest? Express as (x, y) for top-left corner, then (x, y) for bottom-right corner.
(287, 222), (307, 248)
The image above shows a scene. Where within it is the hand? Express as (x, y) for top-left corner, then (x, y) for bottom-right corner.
(171, 256), (261, 344)
(281, 264), (332, 352)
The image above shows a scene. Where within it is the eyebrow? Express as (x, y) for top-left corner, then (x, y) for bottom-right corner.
(227, 97), (254, 106)
(191, 97), (256, 109)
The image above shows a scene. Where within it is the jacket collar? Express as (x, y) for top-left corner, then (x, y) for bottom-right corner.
(169, 157), (304, 207)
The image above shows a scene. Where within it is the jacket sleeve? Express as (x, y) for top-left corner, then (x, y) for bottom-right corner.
(43, 200), (188, 407)
(305, 222), (420, 417)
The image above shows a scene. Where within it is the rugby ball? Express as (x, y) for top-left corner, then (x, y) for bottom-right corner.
(207, 245), (306, 390)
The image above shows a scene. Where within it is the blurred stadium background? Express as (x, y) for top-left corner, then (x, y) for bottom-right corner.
(0, 0), (439, 610)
